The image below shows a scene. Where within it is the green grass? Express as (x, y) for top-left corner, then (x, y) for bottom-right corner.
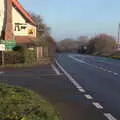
(0, 84), (61, 120)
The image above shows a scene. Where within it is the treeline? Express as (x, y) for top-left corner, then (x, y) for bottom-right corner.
(56, 34), (116, 56)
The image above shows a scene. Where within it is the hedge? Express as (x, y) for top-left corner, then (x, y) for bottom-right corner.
(4, 51), (25, 64)
(24, 49), (37, 64)
(0, 49), (37, 65)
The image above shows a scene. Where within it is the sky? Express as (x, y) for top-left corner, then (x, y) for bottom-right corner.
(19, 0), (120, 40)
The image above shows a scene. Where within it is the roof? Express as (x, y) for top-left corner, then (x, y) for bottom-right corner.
(12, 0), (36, 26)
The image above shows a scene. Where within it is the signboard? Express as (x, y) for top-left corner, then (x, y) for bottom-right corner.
(13, 22), (36, 37)
(0, 40), (16, 50)
(0, 44), (5, 51)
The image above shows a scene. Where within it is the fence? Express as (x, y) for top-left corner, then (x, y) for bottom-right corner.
(0, 46), (56, 65)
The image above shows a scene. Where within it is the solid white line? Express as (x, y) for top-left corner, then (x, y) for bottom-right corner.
(104, 113), (117, 120)
(55, 58), (117, 119)
(84, 94), (93, 100)
(51, 64), (61, 75)
(92, 102), (103, 109)
(55, 59), (83, 91)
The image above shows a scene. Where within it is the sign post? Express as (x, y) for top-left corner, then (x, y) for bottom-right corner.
(0, 44), (5, 65)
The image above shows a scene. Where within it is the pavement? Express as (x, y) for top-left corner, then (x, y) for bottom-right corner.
(0, 62), (108, 120)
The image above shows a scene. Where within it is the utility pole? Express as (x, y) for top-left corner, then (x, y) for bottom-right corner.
(117, 23), (120, 50)
(118, 24), (120, 43)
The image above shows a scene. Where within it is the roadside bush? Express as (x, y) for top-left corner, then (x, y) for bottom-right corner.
(24, 49), (37, 64)
(13, 45), (25, 52)
(1, 48), (37, 65)
(0, 84), (61, 120)
(4, 51), (25, 64)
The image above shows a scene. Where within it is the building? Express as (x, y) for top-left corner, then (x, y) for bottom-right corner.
(0, 0), (37, 48)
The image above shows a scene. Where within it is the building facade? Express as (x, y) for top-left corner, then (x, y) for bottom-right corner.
(0, 0), (36, 46)
(0, 0), (5, 38)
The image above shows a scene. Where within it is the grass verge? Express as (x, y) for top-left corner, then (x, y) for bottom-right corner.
(0, 84), (61, 120)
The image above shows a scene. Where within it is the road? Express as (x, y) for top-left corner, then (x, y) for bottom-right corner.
(0, 53), (120, 120)
(56, 53), (120, 120)
(0, 64), (108, 120)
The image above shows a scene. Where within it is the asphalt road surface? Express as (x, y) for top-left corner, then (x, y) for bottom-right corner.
(0, 53), (120, 120)
(56, 53), (120, 120)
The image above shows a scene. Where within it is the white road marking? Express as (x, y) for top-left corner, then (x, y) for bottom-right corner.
(69, 55), (87, 64)
(104, 113), (117, 120)
(69, 55), (120, 76)
(51, 64), (61, 75)
(84, 94), (93, 100)
(0, 72), (4, 74)
(69, 55), (100, 68)
(78, 88), (86, 93)
(55, 60), (83, 90)
(113, 73), (119, 76)
(92, 102), (103, 109)
(56, 58), (116, 119)
(108, 70), (112, 73)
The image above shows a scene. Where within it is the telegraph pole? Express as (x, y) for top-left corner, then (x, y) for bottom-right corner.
(118, 24), (120, 43)
(117, 23), (120, 50)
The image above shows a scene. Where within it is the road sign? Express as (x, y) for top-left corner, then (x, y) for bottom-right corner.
(0, 44), (5, 51)
(0, 40), (16, 50)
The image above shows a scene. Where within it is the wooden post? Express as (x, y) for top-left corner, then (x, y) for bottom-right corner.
(2, 51), (4, 65)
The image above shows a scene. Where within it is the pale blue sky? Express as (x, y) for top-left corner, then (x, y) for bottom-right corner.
(19, 0), (120, 40)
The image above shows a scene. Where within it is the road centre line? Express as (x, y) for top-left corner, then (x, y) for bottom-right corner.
(55, 59), (117, 120)
(51, 64), (61, 75)
(92, 102), (103, 109)
(0, 72), (4, 74)
(104, 113), (117, 120)
(84, 94), (93, 100)
(78, 88), (86, 93)
(69, 55), (120, 76)
(113, 73), (119, 76)
(73, 54), (120, 67)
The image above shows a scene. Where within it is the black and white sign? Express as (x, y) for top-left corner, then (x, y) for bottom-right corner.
(0, 44), (5, 51)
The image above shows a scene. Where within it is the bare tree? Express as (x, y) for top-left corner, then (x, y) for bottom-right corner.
(57, 39), (78, 52)
(30, 12), (51, 46)
(86, 34), (116, 55)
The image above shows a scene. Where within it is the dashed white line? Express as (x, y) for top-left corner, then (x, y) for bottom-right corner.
(92, 102), (103, 109)
(0, 72), (4, 74)
(56, 58), (117, 120)
(51, 64), (61, 75)
(113, 73), (119, 76)
(69, 55), (120, 77)
(84, 94), (93, 100)
(108, 70), (112, 73)
(69, 55), (87, 64)
(104, 113), (117, 120)
(78, 88), (86, 93)
(56, 59), (86, 93)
